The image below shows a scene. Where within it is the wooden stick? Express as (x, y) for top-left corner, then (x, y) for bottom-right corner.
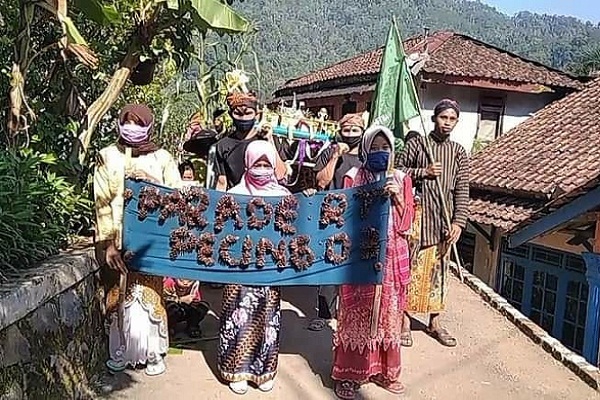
(117, 147), (132, 348)
(370, 142), (396, 338)
(389, 18), (464, 282)
(416, 113), (465, 283)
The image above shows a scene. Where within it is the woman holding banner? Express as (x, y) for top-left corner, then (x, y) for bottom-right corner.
(217, 140), (290, 395)
(331, 126), (414, 399)
(94, 104), (182, 376)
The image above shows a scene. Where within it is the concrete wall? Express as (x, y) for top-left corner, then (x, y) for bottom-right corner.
(299, 83), (558, 153)
(407, 83), (558, 153)
(0, 248), (105, 399)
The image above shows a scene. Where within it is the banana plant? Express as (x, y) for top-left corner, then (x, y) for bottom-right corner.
(70, 0), (251, 165)
(7, 0), (98, 146)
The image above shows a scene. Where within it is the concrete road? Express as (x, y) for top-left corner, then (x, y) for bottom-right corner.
(102, 277), (599, 399)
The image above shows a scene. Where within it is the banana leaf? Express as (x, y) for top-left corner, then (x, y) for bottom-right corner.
(161, 0), (248, 33)
(190, 0), (249, 33)
(73, 0), (121, 26)
(59, 15), (87, 45)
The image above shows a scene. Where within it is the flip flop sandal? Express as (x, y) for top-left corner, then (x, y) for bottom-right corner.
(370, 375), (406, 394)
(335, 381), (358, 400)
(400, 331), (413, 347)
(307, 318), (326, 331)
(427, 327), (457, 347)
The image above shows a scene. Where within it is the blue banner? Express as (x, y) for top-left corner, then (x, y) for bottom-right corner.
(122, 179), (389, 286)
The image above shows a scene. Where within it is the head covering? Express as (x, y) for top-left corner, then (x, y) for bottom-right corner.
(184, 111), (205, 141)
(226, 91), (258, 110)
(404, 130), (421, 143)
(359, 125), (394, 163)
(213, 108), (226, 120)
(178, 160), (194, 177)
(433, 98), (460, 117)
(119, 104), (154, 128)
(228, 140), (291, 196)
(116, 104), (159, 156)
(339, 113), (365, 129)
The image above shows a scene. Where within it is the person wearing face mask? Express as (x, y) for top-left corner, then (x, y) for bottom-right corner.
(214, 91), (288, 191)
(94, 104), (182, 376)
(313, 113), (365, 191)
(306, 113), (366, 332)
(398, 98), (469, 348)
(332, 126), (414, 400)
(218, 141), (290, 395)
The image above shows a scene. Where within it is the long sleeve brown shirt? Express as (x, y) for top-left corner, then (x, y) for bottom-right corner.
(398, 133), (469, 248)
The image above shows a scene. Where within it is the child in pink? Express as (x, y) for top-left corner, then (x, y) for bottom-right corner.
(163, 278), (209, 338)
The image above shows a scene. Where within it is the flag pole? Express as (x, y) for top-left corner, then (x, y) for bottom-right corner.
(392, 19), (464, 282)
(369, 140), (396, 339)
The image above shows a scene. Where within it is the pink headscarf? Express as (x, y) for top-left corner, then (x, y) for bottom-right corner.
(228, 140), (291, 196)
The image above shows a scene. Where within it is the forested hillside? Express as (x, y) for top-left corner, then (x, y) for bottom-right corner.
(232, 0), (600, 96)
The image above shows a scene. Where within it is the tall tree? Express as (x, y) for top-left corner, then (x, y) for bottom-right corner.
(570, 45), (600, 77)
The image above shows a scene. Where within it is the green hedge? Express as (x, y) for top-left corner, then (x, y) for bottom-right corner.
(0, 150), (90, 281)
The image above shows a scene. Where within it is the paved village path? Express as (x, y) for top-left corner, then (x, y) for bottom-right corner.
(101, 277), (599, 400)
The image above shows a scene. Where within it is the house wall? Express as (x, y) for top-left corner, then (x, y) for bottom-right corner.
(503, 91), (557, 134)
(530, 232), (588, 255)
(296, 83), (558, 153)
(469, 225), (589, 289)
(407, 84), (558, 153)
(467, 224), (502, 287)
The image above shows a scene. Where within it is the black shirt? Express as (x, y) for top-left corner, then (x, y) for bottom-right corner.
(214, 134), (294, 190)
(313, 147), (362, 190)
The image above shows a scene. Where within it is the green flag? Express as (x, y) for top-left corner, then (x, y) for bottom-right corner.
(369, 19), (420, 144)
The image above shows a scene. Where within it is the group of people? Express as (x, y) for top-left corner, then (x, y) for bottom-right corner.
(93, 91), (469, 398)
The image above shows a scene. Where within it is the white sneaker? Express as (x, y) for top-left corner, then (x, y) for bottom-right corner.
(258, 379), (275, 392)
(229, 380), (248, 395)
(145, 358), (166, 376)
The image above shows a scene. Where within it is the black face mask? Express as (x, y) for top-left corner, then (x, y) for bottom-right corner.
(233, 118), (255, 133)
(341, 135), (361, 149)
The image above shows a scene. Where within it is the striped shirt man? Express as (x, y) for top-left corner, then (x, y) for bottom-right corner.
(398, 132), (469, 248)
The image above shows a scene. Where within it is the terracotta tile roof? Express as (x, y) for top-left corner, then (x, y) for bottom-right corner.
(470, 78), (600, 197)
(280, 48), (383, 90)
(469, 192), (544, 231)
(278, 31), (582, 93)
(506, 175), (600, 233)
(469, 78), (600, 230)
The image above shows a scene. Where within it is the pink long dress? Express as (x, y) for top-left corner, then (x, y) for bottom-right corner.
(332, 168), (414, 384)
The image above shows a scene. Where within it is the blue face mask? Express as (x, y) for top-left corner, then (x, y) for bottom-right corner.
(366, 151), (390, 172)
(233, 118), (255, 133)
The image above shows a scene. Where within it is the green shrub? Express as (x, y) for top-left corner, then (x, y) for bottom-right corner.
(0, 149), (91, 281)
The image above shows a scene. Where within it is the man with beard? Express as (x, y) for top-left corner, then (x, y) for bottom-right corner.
(307, 113), (366, 331)
(214, 91), (288, 191)
(399, 98), (469, 348)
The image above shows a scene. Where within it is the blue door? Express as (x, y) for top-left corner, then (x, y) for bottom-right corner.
(498, 241), (588, 354)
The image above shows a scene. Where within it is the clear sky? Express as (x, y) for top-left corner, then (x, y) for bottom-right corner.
(480, 0), (600, 23)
